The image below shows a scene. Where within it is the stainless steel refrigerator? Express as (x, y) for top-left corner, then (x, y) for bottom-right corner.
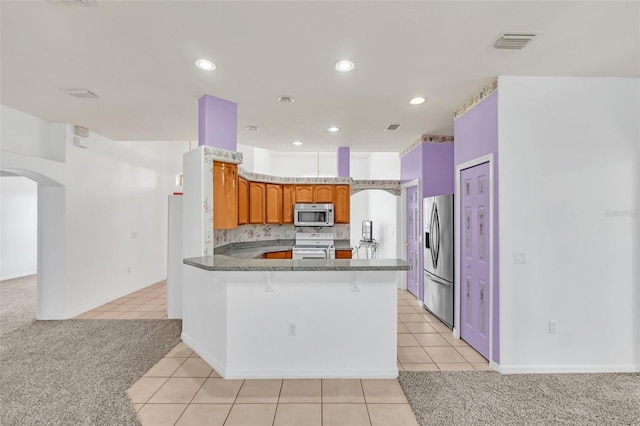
(423, 194), (454, 329)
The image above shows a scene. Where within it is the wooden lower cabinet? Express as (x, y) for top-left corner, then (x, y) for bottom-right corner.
(335, 249), (352, 259)
(238, 177), (249, 225)
(249, 182), (266, 224)
(265, 184), (283, 224)
(263, 250), (292, 259)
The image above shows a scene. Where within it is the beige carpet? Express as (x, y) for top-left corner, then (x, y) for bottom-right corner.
(399, 370), (640, 426)
(0, 275), (182, 425)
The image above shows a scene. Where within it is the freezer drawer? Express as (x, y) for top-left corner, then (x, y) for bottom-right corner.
(423, 270), (453, 329)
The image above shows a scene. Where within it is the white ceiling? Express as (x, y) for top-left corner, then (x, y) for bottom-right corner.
(1, 1), (638, 152)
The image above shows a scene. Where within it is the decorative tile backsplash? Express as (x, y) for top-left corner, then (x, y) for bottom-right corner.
(214, 224), (350, 247)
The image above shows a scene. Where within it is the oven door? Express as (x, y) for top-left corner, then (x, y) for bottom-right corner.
(292, 248), (328, 260)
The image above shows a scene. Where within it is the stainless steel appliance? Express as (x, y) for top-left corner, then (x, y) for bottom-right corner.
(293, 203), (334, 227)
(423, 194), (454, 329)
(361, 220), (373, 242)
(292, 232), (335, 259)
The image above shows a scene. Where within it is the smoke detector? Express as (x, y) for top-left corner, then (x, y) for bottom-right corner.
(385, 124), (401, 131)
(493, 33), (537, 50)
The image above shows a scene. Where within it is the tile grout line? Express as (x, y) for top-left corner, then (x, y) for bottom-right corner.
(170, 371), (209, 426)
(360, 379), (374, 426)
(272, 379), (285, 426)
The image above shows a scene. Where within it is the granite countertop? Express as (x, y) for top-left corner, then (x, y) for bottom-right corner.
(185, 239), (409, 271)
(214, 239), (353, 259)
(184, 256), (410, 272)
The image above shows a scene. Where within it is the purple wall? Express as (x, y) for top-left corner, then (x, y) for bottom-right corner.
(198, 95), (238, 151)
(337, 147), (350, 177)
(400, 144), (423, 184)
(423, 143), (455, 198)
(453, 91), (500, 364)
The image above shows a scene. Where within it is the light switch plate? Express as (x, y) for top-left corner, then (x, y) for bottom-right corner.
(514, 251), (527, 264)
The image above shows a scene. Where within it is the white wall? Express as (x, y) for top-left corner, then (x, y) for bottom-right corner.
(0, 105), (188, 318)
(0, 106), (66, 162)
(497, 76), (640, 372)
(0, 176), (38, 280)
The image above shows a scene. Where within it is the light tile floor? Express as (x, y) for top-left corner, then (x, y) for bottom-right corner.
(72, 281), (168, 319)
(76, 283), (489, 425)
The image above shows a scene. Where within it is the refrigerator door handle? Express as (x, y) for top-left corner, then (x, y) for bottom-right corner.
(424, 270), (452, 288)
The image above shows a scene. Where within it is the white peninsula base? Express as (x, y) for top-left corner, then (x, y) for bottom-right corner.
(182, 266), (399, 379)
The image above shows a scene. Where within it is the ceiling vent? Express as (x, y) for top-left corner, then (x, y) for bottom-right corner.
(385, 124), (401, 131)
(66, 89), (98, 99)
(493, 33), (537, 50)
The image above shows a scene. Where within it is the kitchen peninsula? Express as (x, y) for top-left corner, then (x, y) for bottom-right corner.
(180, 145), (409, 379)
(183, 252), (408, 379)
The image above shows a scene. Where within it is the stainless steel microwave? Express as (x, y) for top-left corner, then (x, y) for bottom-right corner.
(293, 203), (334, 227)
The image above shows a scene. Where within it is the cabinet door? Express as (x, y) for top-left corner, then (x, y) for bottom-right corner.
(238, 177), (249, 225)
(336, 250), (352, 259)
(282, 185), (295, 223)
(213, 162), (238, 229)
(264, 251), (288, 259)
(314, 185), (334, 203)
(294, 185), (314, 203)
(334, 185), (350, 223)
(265, 184), (283, 224)
(249, 182), (266, 224)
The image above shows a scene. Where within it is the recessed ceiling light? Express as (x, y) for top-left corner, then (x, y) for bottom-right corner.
(335, 60), (354, 72)
(245, 125), (259, 131)
(326, 126), (340, 133)
(292, 141), (303, 146)
(195, 59), (216, 71)
(277, 96), (295, 104)
(409, 97), (426, 105)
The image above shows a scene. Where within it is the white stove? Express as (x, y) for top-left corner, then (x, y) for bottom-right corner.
(292, 233), (335, 260)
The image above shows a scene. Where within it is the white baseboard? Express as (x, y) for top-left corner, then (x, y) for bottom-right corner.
(223, 367), (399, 380)
(181, 332), (227, 377)
(0, 271), (37, 281)
(497, 364), (640, 374)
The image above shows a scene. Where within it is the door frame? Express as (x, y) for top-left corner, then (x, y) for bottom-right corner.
(399, 179), (421, 296)
(454, 154), (495, 366)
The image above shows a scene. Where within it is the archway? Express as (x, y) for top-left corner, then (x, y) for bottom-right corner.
(0, 168), (66, 319)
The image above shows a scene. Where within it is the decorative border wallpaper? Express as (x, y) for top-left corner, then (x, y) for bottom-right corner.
(399, 135), (455, 157)
(203, 146), (243, 164)
(351, 180), (401, 196)
(454, 77), (498, 120)
(239, 168), (352, 184)
(214, 224), (350, 247)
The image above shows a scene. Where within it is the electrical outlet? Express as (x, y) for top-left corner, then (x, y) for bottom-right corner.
(548, 320), (558, 334)
(514, 251), (527, 264)
(288, 323), (296, 336)
(131, 232), (138, 239)
(127, 267), (131, 274)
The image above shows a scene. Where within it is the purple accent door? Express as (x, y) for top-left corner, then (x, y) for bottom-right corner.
(460, 162), (490, 359)
(406, 186), (420, 297)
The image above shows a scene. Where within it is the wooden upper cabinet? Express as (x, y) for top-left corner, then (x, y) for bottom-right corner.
(334, 185), (350, 224)
(213, 161), (238, 229)
(265, 184), (283, 224)
(238, 177), (249, 225)
(282, 185), (295, 224)
(314, 185), (334, 203)
(249, 182), (266, 224)
(294, 185), (314, 203)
